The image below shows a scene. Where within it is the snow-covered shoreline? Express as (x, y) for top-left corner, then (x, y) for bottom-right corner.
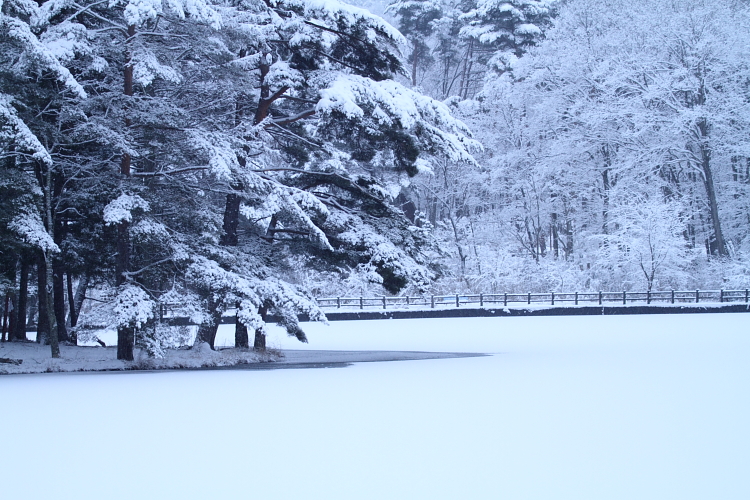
(0, 341), (481, 375)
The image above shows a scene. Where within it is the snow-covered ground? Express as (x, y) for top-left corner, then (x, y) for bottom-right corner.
(2, 313), (750, 499)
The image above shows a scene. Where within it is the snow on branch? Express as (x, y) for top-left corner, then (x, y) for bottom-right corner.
(0, 13), (86, 98)
(9, 208), (59, 254)
(288, 0), (406, 46)
(0, 94), (53, 165)
(114, 284), (155, 329)
(103, 193), (150, 225)
(120, 0), (221, 28)
(316, 75), (481, 163)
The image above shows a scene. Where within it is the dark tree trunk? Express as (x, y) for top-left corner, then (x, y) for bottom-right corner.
(195, 307), (223, 350)
(66, 272), (76, 328)
(36, 253), (51, 344)
(551, 213), (559, 259)
(253, 329), (266, 351)
(14, 255), (29, 341)
(1, 294), (8, 342)
(254, 304), (268, 351)
(116, 327), (134, 360)
(7, 292), (17, 343)
(43, 251), (59, 357)
(698, 119), (727, 257)
(117, 24), (137, 361)
(65, 273), (77, 344)
(602, 168), (611, 235)
(72, 272), (89, 328)
(235, 312), (249, 348)
(220, 191), (241, 246)
(52, 260), (68, 342)
(411, 42), (419, 87)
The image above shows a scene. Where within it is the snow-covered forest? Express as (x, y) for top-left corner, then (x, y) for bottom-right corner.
(2, 0), (750, 360)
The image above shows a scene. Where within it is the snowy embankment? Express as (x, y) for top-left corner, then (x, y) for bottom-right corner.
(2, 313), (749, 499)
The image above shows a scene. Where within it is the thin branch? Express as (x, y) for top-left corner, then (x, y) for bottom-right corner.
(132, 166), (210, 177)
(270, 108), (316, 126)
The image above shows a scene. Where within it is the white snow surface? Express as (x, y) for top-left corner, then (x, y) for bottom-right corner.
(3, 313), (750, 499)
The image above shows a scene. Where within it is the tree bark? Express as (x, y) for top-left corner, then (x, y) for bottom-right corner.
(411, 42), (419, 87)
(235, 311), (249, 349)
(219, 191), (241, 247)
(1, 294), (8, 342)
(36, 254), (50, 344)
(195, 306), (223, 350)
(698, 119), (728, 256)
(117, 24), (136, 361)
(14, 255), (29, 341)
(551, 213), (559, 259)
(66, 272), (76, 328)
(253, 303), (268, 351)
(7, 292), (17, 343)
(43, 163), (60, 358)
(52, 260), (68, 342)
(72, 272), (89, 328)
(602, 169), (611, 236)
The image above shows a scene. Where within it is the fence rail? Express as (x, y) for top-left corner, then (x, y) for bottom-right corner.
(316, 289), (750, 310)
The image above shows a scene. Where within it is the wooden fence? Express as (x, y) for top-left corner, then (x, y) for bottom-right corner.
(316, 289), (750, 310)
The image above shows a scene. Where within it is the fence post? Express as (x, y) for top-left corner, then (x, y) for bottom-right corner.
(456, 294), (459, 307)
(598, 291), (601, 305)
(360, 296), (363, 310)
(647, 291), (651, 304)
(528, 292), (531, 305)
(431, 295), (435, 308)
(551, 292), (555, 306)
(671, 290), (675, 304)
(622, 291), (626, 305)
(406, 296), (410, 306)
(746, 289), (749, 303)
(480, 293), (483, 307)
(337, 297), (341, 309)
(383, 296), (386, 309)
(720, 289), (724, 303)
(695, 289), (699, 303)
(577, 292), (580, 306)
(504, 293), (508, 307)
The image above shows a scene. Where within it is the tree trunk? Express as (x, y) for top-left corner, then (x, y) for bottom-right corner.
(602, 168), (611, 236)
(219, 191), (241, 246)
(411, 42), (419, 87)
(235, 311), (249, 349)
(253, 329), (266, 351)
(698, 119), (727, 256)
(72, 272), (89, 328)
(254, 304), (268, 351)
(36, 254), (50, 344)
(7, 292), (17, 343)
(52, 260), (68, 342)
(44, 253), (59, 357)
(195, 306), (223, 350)
(66, 272), (76, 327)
(1, 295), (8, 342)
(551, 213), (559, 259)
(14, 255), (29, 341)
(117, 24), (137, 361)
(42, 162), (60, 358)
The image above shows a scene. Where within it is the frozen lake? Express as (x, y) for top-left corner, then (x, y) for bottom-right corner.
(3, 313), (750, 499)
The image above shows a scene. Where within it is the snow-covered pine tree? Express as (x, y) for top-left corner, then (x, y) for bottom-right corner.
(460, 0), (555, 77)
(1, 0), (93, 356)
(386, 0), (442, 86)
(178, 0), (480, 349)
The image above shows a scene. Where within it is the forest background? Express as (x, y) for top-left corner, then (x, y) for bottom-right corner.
(2, 0), (749, 359)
